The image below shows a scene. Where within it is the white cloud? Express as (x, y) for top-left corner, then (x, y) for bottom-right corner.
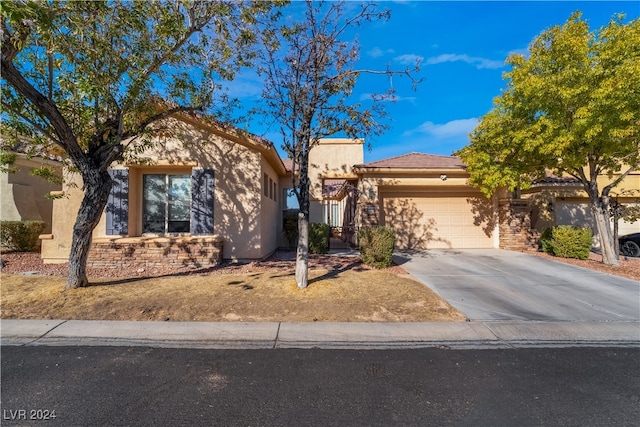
(367, 47), (395, 58)
(404, 118), (479, 139)
(426, 53), (504, 70)
(394, 53), (424, 66)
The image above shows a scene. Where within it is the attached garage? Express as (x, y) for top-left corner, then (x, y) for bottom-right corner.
(380, 189), (494, 250)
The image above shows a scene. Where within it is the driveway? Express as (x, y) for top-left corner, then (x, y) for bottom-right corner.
(396, 249), (640, 322)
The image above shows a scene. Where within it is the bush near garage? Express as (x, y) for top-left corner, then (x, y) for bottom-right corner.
(540, 227), (554, 254)
(541, 225), (592, 260)
(0, 221), (46, 252)
(309, 223), (330, 254)
(358, 226), (396, 268)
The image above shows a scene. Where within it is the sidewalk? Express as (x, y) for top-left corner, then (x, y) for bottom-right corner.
(2, 319), (639, 350)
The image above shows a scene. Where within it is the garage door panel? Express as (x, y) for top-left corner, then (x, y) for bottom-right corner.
(381, 192), (493, 250)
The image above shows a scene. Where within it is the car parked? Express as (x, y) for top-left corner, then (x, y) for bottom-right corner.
(619, 233), (640, 257)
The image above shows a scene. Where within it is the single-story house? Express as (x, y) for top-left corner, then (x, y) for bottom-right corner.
(41, 113), (291, 266)
(38, 112), (638, 267)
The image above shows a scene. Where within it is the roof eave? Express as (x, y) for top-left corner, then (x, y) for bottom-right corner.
(354, 166), (467, 175)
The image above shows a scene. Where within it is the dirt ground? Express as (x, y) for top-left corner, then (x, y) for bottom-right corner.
(0, 252), (465, 322)
(2, 250), (637, 323)
(529, 250), (640, 282)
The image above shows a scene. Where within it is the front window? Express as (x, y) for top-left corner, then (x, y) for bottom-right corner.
(143, 174), (190, 234)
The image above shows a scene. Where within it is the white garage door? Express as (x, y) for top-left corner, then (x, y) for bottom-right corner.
(380, 191), (494, 250)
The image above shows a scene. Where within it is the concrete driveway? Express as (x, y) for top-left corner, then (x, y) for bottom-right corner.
(396, 249), (640, 322)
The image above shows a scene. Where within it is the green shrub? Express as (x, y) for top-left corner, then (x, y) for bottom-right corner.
(309, 223), (330, 254)
(545, 225), (593, 260)
(540, 227), (554, 254)
(358, 226), (395, 269)
(0, 220), (46, 252)
(282, 211), (299, 248)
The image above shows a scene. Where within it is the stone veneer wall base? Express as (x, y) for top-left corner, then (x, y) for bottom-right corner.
(87, 236), (224, 269)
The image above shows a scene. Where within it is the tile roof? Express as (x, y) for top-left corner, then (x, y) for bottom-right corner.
(532, 171), (581, 186)
(282, 158), (293, 172)
(357, 152), (466, 169)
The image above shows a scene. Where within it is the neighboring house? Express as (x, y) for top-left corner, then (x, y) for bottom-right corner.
(523, 171), (640, 246)
(39, 111), (639, 267)
(0, 154), (61, 235)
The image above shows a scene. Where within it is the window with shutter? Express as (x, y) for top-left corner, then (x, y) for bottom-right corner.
(142, 174), (191, 233)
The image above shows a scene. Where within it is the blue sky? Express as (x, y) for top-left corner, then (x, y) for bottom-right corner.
(234, 1), (640, 164)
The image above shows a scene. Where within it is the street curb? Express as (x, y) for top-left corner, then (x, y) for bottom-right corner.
(2, 319), (639, 350)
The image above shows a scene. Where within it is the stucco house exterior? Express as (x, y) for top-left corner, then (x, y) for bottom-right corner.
(38, 112), (638, 267)
(522, 171), (640, 247)
(41, 113), (291, 266)
(353, 153), (498, 250)
(0, 154), (61, 235)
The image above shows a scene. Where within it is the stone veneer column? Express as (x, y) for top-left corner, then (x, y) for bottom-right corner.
(498, 198), (538, 251)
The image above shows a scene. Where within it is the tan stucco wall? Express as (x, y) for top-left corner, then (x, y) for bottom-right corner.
(0, 157), (61, 234)
(308, 138), (363, 223)
(260, 156), (282, 258)
(40, 169), (82, 262)
(42, 118), (286, 262)
(126, 120), (267, 260)
(358, 172), (473, 203)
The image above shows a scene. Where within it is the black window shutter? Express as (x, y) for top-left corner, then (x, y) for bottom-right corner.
(191, 169), (215, 235)
(106, 169), (129, 235)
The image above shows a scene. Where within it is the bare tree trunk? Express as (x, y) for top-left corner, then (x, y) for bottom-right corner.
(294, 139), (312, 289)
(613, 205), (620, 256)
(295, 211), (309, 289)
(591, 199), (619, 266)
(65, 169), (113, 289)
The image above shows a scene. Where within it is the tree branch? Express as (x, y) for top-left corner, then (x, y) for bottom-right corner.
(0, 100), (62, 147)
(1, 19), (29, 63)
(0, 57), (83, 161)
(603, 162), (639, 196)
(133, 5), (213, 91)
(121, 104), (205, 141)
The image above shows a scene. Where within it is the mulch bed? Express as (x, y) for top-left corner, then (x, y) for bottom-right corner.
(0, 251), (406, 279)
(3, 250), (635, 281)
(529, 250), (640, 282)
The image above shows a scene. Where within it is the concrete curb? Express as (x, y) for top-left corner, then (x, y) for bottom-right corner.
(2, 319), (639, 350)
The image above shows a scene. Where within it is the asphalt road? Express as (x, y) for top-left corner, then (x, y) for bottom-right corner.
(2, 346), (638, 426)
(398, 249), (640, 321)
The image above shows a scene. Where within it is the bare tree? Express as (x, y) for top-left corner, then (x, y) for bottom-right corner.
(257, 0), (420, 288)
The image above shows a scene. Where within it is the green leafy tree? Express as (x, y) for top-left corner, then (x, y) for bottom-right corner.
(457, 12), (640, 266)
(257, 0), (420, 288)
(1, 0), (282, 288)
